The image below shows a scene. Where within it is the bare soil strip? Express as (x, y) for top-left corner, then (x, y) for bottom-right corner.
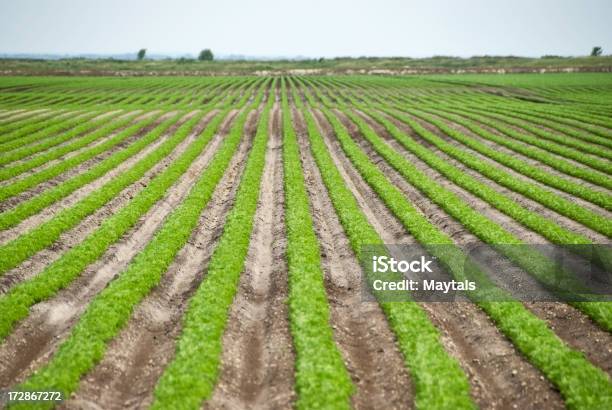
(428, 111), (611, 194)
(397, 111), (612, 219)
(311, 108), (565, 409)
(0, 111), (202, 292)
(525, 302), (612, 375)
(354, 110), (612, 375)
(205, 104), (296, 410)
(4, 110), (124, 165)
(295, 107), (414, 409)
(381, 112), (610, 243)
(1, 110), (139, 182)
(0, 110), (163, 211)
(341, 110), (612, 375)
(0, 109), (242, 391)
(62, 109), (259, 410)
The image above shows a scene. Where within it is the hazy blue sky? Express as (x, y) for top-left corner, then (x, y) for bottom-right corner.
(1, 0), (610, 58)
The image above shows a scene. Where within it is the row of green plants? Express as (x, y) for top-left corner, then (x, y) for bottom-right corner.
(280, 80), (354, 409)
(8, 85), (268, 410)
(0, 111), (137, 181)
(0, 80), (264, 343)
(0, 80), (260, 227)
(410, 106), (612, 189)
(0, 109), (58, 135)
(410, 90), (612, 157)
(0, 109), (83, 146)
(378, 107), (612, 236)
(298, 81), (611, 409)
(0, 111), (103, 157)
(0, 112), (165, 202)
(291, 80), (476, 409)
(428, 103), (612, 165)
(306, 77), (611, 324)
(0, 111), (188, 275)
(152, 80), (273, 409)
(365, 92), (612, 210)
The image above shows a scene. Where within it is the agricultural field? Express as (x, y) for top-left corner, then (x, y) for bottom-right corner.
(0, 73), (610, 409)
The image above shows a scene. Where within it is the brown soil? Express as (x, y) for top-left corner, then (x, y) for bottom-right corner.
(0, 109), (235, 388)
(352, 109), (612, 378)
(310, 107), (565, 409)
(398, 110), (612, 220)
(294, 107), (414, 409)
(0, 110), (162, 212)
(61, 108), (259, 410)
(379, 110), (610, 243)
(0, 111), (207, 293)
(2, 110), (136, 178)
(526, 302), (612, 376)
(205, 104), (296, 410)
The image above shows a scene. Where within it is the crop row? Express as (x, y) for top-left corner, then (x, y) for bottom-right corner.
(152, 80), (273, 409)
(297, 82), (611, 410)
(279, 80), (354, 409)
(305, 78), (611, 323)
(290, 79), (476, 409)
(0, 111), (138, 182)
(0, 80), (260, 228)
(0, 111), (187, 275)
(8, 87), (267, 410)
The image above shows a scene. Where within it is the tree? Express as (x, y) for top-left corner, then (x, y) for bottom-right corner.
(137, 48), (147, 61)
(591, 47), (603, 57)
(198, 49), (214, 61)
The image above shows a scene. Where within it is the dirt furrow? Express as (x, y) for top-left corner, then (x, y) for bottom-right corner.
(340, 109), (612, 374)
(427, 111), (611, 195)
(0, 110), (163, 211)
(380, 111), (610, 243)
(204, 104), (295, 410)
(0, 109), (242, 391)
(0, 111), (204, 291)
(295, 107), (413, 409)
(1, 110), (137, 180)
(394, 110), (612, 219)
(61, 108), (259, 410)
(311, 108), (565, 409)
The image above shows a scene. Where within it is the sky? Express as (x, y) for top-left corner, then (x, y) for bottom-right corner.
(0, 0), (610, 58)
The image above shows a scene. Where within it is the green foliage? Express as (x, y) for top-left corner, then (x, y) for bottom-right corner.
(198, 48), (214, 61)
(0, 112), (183, 275)
(152, 81), (271, 410)
(137, 48), (147, 60)
(291, 80), (476, 409)
(303, 84), (612, 410)
(9, 87), (266, 410)
(281, 79), (354, 410)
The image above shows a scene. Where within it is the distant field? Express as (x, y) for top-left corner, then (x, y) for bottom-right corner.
(0, 55), (611, 76)
(0, 73), (610, 409)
